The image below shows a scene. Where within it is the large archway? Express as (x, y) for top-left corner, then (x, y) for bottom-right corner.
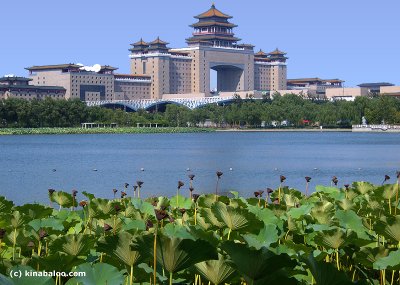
(145, 101), (189, 113)
(100, 103), (136, 112)
(210, 63), (244, 92)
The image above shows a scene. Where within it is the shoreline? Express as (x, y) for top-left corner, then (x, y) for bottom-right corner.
(215, 128), (352, 132)
(0, 127), (215, 136)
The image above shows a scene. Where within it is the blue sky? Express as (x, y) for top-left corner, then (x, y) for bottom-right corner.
(0, 0), (399, 87)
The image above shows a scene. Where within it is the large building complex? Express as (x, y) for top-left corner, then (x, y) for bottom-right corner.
(21, 5), (287, 102)
(129, 4), (287, 99)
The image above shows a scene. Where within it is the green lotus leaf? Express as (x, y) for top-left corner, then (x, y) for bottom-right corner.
(1, 265), (55, 285)
(313, 228), (347, 249)
(66, 262), (125, 285)
(186, 225), (220, 247)
(130, 198), (155, 218)
(198, 207), (225, 229)
(352, 181), (375, 195)
(50, 191), (73, 209)
(336, 199), (354, 211)
(81, 191), (95, 200)
(287, 204), (313, 220)
(162, 223), (194, 240)
(221, 241), (297, 285)
(372, 184), (397, 200)
(275, 240), (313, 257)
(48, 234), (95, 258)
(156, 235), (218, 274)
(374, 215), (400, 242)
(121, 218), (146, 232)
(10, 211), (26, 229)
(154, 196), (170, 210)
(247, 205), (280, 225)
(373, 249), (400, 270)
(355, 246), (389, 268)
(28, 218), (64, 232)
(229, 198), (248, 208)
(194, 254), (236, 285)
(310, 201), (335, 225)
(335, 210), (369, 238)
(242, 223), (279, 250)
(170, 195), (193, 209)
(315, 186), (344, 200)
(0, 196), (14, 214)
(88, 198), (114, 219)
(304, 254), (363, 285)
(211, 201), (263, 233)
(31, 251), (83, 272)
(14, 204), (53, 220)
(197, 194), (229, 208)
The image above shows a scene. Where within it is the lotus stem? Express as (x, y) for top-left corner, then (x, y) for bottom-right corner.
(100, 253), (103, 262)
(306, 182), (309, 196)
(227, 228), (232, 240)
(169, 272), (173, 285)
(176, 188), (179, 208)
(352, 268), (357, 282)
(391, 270), (395, 285)
(215, 178), (220, 202)
(389, 198), (392, 215)
(130, 265), (134, 285)
(336, 250), (340, 270)
(194, 206), (197, 226)
(395, 180), (399, 215)
(153, 223), (158, 285)
(278, 183), (282, 204)
(12, 228), (16, 260)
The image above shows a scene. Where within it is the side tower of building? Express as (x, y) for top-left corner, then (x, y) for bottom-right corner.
(129, 38), (172, 99)
(254, 48), (288, 93)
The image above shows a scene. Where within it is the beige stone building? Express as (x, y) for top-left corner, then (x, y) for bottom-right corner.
(380, 86), (400, 97)
(129, 4), (287, 99)
(325, 87), (369, 100)
(26, 64), (116, 101)
(0, 76), (65, 100)
(286, 78), (344, 98)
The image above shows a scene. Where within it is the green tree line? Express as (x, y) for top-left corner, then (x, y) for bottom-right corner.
(1, 95), (400, 128)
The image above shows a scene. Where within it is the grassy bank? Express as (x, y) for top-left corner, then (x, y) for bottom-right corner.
(0, 127), (215, 135)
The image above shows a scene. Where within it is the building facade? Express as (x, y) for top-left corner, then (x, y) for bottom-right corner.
(284, 78), (344, 98)
(0, 76), (65, 100)
(129, 4), (287, 99)
(26, 64), (116, 101)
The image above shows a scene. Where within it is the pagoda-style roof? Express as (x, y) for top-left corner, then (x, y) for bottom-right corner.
(149, 37), (169, 45)
(130, 38), (148, 47)
(186, 35), (241, 43)
(255, 49), (268, 57)
(195, 4), (232, 19)
(100, 65), (118, 71)
(25, 64), (81, 71)
(288, 78), (344, 84)
(114, 73), (151, 79)
(0, 85), (65, 91)
(190, 21), (237, 28)
(268, 48), (287, 55)
(0, 76), (32, 82)
(358, 82), (393, 87)
(254, 57), (272, 62)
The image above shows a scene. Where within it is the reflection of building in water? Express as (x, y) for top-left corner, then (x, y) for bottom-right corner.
(129, 4), (288, 99)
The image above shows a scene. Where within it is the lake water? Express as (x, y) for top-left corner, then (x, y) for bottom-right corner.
(0, 131), (399, 204)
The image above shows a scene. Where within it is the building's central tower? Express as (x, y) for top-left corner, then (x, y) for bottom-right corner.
(186, 4), (240, 48)
(129, 4), (287, 99)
